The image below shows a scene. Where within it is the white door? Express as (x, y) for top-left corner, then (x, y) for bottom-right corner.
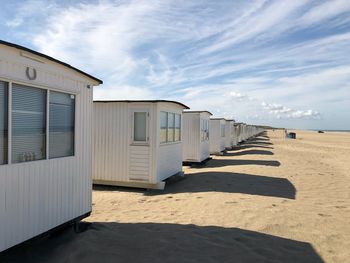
(129, 110), (151, 182)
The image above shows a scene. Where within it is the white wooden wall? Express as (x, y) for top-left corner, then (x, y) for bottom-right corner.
(182, 112), (210, 162)
(156, 103), (184, 182)
(93, 102), (158, 184)
(209, 119), (225, 154)
(0, 44), (97, 252)
(93, 101), (185, 186)
(225, 120), (233, 149)
(182, 113), (200, 162)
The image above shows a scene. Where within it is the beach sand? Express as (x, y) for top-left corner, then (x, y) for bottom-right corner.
(1, 130), (349, 262)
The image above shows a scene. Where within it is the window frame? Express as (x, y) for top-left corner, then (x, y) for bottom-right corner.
(200, 119), (209, 142)
(0, 77), (77, 165)
(48, 91), (76, 159)
(0, 81), (8, 165)
(174, 113), (181, 142)
(131, 110), (149, 145)
(160, 111), (182, 145)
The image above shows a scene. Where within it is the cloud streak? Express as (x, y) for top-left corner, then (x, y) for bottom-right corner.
(3, 0), (350, 129)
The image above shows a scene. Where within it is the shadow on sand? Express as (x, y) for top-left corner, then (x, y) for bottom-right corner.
(225, 149), (274, 156)
(233, 144), (274, 150)
(161, 171), (295, 199)
(0, 222), (324, 263)
(205, 158), (281, 168)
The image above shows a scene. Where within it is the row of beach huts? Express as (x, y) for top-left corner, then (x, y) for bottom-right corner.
(0, 41), (264, 252)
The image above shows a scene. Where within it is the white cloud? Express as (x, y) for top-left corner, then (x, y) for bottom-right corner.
(299, 0), (350, 26)
(8, 0), (349, 129)
(229, 91), (248, 101)
(6, 0), (58, 28)
(262, 102), (321, 120)
(93, 85), (154, 100)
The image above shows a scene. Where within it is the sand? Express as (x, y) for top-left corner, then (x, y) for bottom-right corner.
(1, 130), (349, 262)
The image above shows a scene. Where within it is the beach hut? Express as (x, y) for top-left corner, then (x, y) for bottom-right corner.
(0, 40), (102, 252)
(209, 118), (226, 154)
(224, 119), (235, 150)
(93, 100), (189, 190)
(182, 111), (212, 164)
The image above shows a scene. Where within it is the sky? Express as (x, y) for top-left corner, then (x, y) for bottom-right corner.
(1, 0), (350, 130)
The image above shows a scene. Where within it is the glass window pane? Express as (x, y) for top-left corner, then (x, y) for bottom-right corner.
(167, 113), (175, 142)
(134, 112), (147, 142)
(12, 84), (46, 163)
(0, 81), (8, 165)
(160, 111), (167, 143)
(49, 91), (75, 158)
(175, 114), (181, 141)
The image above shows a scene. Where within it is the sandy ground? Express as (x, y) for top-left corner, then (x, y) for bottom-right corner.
(1, 130), (350, 263)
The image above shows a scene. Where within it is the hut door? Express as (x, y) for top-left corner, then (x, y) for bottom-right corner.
(129, 110), (151, 182)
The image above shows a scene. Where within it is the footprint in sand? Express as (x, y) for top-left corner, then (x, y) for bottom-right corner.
(318, 213), (332, 217)
(335, 206), (347, 209)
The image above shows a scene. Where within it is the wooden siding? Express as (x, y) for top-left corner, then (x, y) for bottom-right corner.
(93, 102), (158, 185)
(209, 119), (226, 154)
(183, 112), (210, 162)
(182, 113), (199, 161)
(129, 145), (150, 181)
(156, 102), (184, 181)
(0, 44), (95, 252)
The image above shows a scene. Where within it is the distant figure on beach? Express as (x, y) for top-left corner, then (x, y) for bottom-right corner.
(285, 129), (288, 138)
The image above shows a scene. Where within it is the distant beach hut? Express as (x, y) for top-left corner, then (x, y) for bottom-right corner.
(182, 111), (212, 164)
(93, 100), (189, 190)
(0, 40), (102, 252)
(209, 118), (226, 154)
(224, 119), (235, 150)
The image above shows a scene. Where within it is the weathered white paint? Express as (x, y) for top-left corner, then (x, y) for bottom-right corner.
(0, 43), (101, 252)
(182, 111), (211, 163)
(224, 119), (234, 149)
(93, 101), (187, 189)
(209, 118), (226, 154)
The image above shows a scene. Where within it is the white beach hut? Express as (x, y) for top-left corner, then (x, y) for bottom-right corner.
(224, 119), (235, 150)
(209, 118), (226, 155)
(93, 100), (189, 190)
(182, 111), (212, 164)
(0, 40), (102, 252)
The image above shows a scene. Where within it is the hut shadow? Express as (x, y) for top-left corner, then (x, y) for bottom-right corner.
(205, 159), (281, 168)
(244, 140), (273, 146)
(225, 149), (274, 156)
(162, 172), (295, 199)
(93, 184), (145, 193)
(233, 144), (274, 150)
(0, 222), (324, 263)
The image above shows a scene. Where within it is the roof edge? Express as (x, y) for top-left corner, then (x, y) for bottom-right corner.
(0, 40), (103, 85)
(183, 110), (213, 116)
(210, 117), (226, 120)
(93, 100), (190, 109)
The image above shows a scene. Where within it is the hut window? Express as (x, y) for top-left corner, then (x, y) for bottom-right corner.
(133, 112), (148, 142)
(174, 114), (181, 141)
(160, 111), (167, 143)
(201, 119), (209, 142)
(160, 111), (181, 143)
(12, 84), (47, 163)
(49, 91), (75, 158)
(167, 113), (175, 142)
(0, 81), (8, 165)
(220, 124), (225, 137)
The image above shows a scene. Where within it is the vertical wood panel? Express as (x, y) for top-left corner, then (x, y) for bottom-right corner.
(0, 46), (94, 252)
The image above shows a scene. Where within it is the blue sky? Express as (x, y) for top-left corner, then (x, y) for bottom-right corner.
(1, 0), (350, 130)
